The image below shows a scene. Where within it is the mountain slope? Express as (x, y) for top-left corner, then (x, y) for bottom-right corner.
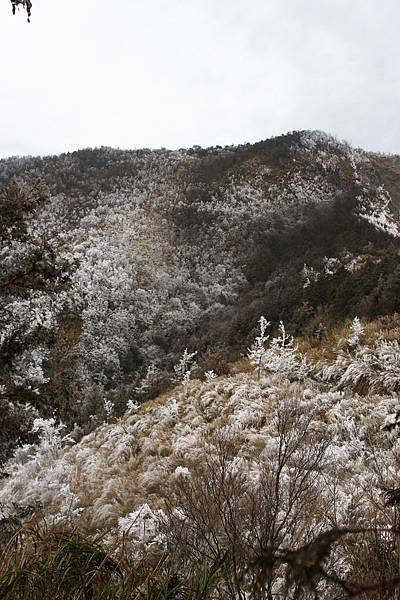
(2, 131), (400, 597)
(1, 130), (400, 464)
(1, 315), (400, 597)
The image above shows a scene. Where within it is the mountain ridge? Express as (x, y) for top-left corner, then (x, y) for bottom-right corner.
(1, 129), (400, 460)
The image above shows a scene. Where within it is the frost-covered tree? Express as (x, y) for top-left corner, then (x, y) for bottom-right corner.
(249, 318), (309, 381)
(133, 364), (161, 402)
(0, 181), (70, 463)
(103, 398), (114, 422)
(248, 316), (270, 379)
(348, 316), (364, 348)
(4, 416), (72, 476)
(174, 348), (197, 390)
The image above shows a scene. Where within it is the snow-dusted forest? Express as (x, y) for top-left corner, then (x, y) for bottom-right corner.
(1, 131), (400, 598)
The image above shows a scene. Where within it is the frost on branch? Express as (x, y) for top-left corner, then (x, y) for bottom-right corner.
(133, 364), (160, 401)
(249, 317), (309, 380)
(248, 316), (270, 379)
(4, 417), (73, 477)
(103, 397), (115, 422)
(12, 347), (49, 392)
(174, 348), (197, 389)
(267, 321), (310, 379)
(320, 334), (400, 394)
(348, 316), (364, 348)
(357, 185), (400, 238)
(30, 417), (72, 460)
(204, 370), (217, 381)
(302, 263), (320, 288)
(118, 503), (166, 558)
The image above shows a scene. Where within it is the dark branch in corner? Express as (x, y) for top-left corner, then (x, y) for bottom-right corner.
(10, 0), (32, 22)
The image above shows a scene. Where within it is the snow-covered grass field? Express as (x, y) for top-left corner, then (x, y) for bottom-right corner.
(1, 315), (400, 597)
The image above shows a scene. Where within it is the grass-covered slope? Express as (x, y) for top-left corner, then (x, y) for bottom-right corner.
(1, 316), (400, 598)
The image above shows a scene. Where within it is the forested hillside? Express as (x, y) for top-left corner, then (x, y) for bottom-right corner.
(2, 130), (400, 460)
(1, 131), (400, 598)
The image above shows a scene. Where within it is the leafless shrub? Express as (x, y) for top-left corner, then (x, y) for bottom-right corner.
(163, 396), (330, 599)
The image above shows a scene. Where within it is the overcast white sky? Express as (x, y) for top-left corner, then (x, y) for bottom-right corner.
(1, 0), (399, 158)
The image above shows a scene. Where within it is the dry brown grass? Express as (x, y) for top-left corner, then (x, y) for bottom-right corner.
(297, 313), (400, 365)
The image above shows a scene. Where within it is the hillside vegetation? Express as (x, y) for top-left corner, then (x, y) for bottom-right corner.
(1, 315), (400, 598)
(1, 131), (400, 598)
